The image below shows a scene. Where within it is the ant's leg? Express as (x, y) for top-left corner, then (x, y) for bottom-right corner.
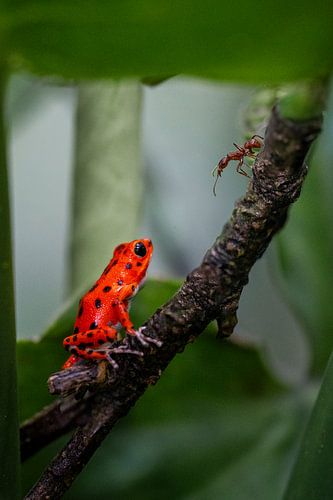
(233, 143), (243, 153)
(236, 159), (251, 178)
(251, 134), (264, 140)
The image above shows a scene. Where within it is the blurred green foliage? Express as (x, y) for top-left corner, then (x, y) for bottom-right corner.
(2, 0), (333, 81)
(284, 352), (333, 500)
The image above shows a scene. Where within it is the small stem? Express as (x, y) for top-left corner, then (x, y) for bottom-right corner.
(0, 69), (20, 498)
(278, 80), (327, 121)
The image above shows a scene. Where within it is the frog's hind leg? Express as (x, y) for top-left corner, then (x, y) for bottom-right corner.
(63, 326), (118, 351)
(64, 324), (143, 370)
(62, 326), (119, 369)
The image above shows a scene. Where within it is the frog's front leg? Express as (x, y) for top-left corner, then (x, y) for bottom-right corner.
(114, 297), (162, 348)
(113, 297), (136, 334)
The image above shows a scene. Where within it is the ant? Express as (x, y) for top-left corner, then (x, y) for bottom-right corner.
(212, 135), (263, 196)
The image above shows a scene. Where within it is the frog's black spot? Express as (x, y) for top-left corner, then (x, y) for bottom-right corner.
(95, 298), (102, 309)
(70, 347), (77, 354)
(78, 343), (86, 350)
(117, 279), (123, 286)
(131, 285), (135, 291)
(65, 337), (70, 343)
(79, 305), (84, 317)
(103, 286), (111, 293)
(87, 332), (93, 338)
(98, 339), (104, 345)
(98, 350), (105, 355)
(73, 327), (79, 334)
(107, 336), (115, 342)
(89, 284), (98, 292)
(73, 335), (77, 342)
(111, 259), (118, 267)
(87, 349), (93, 354)
(125, 262), (132, 270)
(136, 262), (142, 267)
(90, 321), (98, 329)
(86, 342), (94, 347)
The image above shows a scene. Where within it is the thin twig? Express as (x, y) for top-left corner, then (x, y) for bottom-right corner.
(24, 106), (322, 499)
(20, 398), (88, 462)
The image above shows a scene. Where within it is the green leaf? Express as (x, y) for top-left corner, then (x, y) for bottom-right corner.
(283, 351), (333, 500)
(17, 339), (64, 423)
(275, 92), (333, 373)
(4, 1), (333, 82)
(17, 296), (77, 422)
(0, 71), (20, 499)
(70, 81), (143, 290)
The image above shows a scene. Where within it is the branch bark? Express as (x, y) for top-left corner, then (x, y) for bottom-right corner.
(24, 106), (322, 499)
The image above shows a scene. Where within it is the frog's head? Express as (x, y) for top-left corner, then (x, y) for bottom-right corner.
(114, 238), (153, 282)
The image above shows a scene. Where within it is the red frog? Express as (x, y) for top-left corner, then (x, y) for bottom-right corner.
(63, 238), (157, 369)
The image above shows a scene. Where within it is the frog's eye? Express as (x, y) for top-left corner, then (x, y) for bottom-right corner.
(134, 241), (147, 257)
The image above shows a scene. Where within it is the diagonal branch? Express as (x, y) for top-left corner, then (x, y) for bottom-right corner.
(24, 106), (322, 499)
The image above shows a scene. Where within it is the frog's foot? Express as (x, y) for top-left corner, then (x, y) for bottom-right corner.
(127, 327), (162, 348)
(105, 345), (143, 369)
(96, 346), (145, 370)
(66, 344), (143, 370)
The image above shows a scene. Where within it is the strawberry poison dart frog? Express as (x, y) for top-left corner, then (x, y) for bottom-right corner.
(63, 238), (155, 369)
